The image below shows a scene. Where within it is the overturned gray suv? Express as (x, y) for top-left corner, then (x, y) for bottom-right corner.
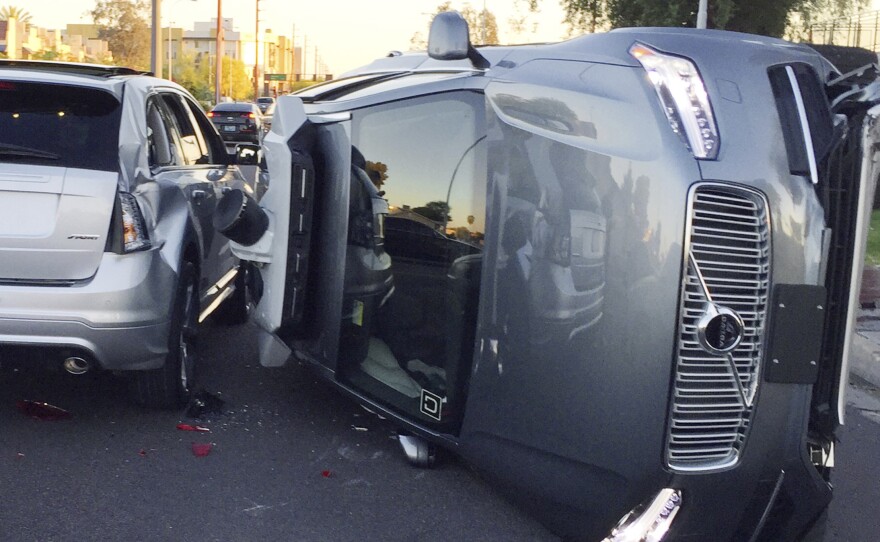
(0, 61), (260, 407)
(217, 13), (879, 541)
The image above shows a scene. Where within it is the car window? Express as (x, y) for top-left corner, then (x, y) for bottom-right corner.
(146, 99), (175, 168)
(352, 91), (486, 246)
(0, 80), (122, 171)
(159, 93), (209, 166)
(183, 98), (227, 163)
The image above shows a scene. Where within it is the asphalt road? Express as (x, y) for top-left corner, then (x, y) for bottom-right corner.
(0, 320), (555, 542)
(1, 319), (878, 541)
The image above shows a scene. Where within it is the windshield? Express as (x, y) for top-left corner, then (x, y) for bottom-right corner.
(0, 80), (122, 171)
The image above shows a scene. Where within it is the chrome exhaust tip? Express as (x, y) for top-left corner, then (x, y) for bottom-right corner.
(63, 356), (90, 375)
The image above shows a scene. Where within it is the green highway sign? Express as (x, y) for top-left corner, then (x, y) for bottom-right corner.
(264, 73), (287, 81)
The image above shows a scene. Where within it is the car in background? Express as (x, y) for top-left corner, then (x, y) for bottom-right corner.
(208, 102), (264, 146)
(255, 96), (275, 114)
(260, 101), (275, 133)
(0, 60), (261, 408)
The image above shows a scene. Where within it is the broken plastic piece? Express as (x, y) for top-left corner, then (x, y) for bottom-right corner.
(16, 400), (71, 421)
(321, 470), (332, 478)
(176, 423), (210, 432)
(185, 391), (226, 419)
(138, 449), (147, 457)
(191, 442), (213, 457)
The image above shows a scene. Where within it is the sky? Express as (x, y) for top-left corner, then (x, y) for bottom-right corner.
(18, 0), (572, 76)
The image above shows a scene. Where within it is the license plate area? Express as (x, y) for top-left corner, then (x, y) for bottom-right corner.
(223, 125), (237, 132)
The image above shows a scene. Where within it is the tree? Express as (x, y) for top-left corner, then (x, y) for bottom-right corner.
(412, 201), (452, 223)
(535, 0), (863, 38)
(220, 55), (253, 101)
(412, 2), (499, 48)
(172, 52), (212, 103)
(365, 161), (389, 191)
(91, 0), (150, 70)
(568, 0), (734, 31)
(0, 5), (32, 23)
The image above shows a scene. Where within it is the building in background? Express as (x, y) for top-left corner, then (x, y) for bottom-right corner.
(0, 18), (110, 62)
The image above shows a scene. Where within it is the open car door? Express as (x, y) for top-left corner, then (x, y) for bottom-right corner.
(214, 95), (352, 369)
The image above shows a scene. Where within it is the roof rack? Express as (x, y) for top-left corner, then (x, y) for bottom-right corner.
(0, 59), (152, 77)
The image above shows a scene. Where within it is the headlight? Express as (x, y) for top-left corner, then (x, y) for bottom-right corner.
(630, 42), (719, 159)
(602, 488), (682, 542)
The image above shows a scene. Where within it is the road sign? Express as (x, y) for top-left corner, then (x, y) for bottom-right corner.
(264, 73), (286, 81)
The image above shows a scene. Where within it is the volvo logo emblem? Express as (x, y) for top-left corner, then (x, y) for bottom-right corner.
(697, 303), (745, 354)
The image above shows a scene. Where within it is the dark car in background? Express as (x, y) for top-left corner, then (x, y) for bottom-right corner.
(217, 12), (879, 542)
(208, 102), (264, 146)
(255, 96), (275, 113)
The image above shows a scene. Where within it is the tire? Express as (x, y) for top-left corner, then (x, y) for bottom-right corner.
(129, 262), (199, 408)
(212, 263), (255, 325)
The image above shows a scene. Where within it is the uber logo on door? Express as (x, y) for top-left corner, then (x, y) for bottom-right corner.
(420, 389), (443, 421)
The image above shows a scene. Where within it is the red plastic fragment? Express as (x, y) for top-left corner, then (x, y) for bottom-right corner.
(176, 423), (210, 433)
(16, 400), (71, 421)
(138, 449), (147, 457)
(321, 470), (332, 478)
(191, 443), (213, 457)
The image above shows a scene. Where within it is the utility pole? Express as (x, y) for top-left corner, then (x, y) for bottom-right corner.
(253, 0), (260, 99)
(167, 24), (172, 79)
(151, 0), (163, 76)
(481, 0), (487, 45)
(215, 0), (223, 105)
(314, 46), (318, 81)
(697, 0), (708, 29)
(303, 35), (308, 80)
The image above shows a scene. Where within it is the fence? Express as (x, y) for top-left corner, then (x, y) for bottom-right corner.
(807, 10), (880, 51)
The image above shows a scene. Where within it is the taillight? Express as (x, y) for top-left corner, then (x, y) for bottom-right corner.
(119, 192), (151, 252)
(242, 112), (255, 119)
(207, 111), (215, 117)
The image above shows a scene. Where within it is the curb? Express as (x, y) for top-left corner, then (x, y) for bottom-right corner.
(850, 331), (880, 389)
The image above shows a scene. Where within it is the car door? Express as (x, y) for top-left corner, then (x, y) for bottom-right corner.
(223, 95), (352, 370)
(155, 92), (244, 312)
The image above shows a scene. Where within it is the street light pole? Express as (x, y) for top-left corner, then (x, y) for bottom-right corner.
(151, 0), (163, 76)
(215, 0), (223, 104)
(253, 0), (260, 99)
(697, 0), (708, 29)
(167, 24), (172, 79)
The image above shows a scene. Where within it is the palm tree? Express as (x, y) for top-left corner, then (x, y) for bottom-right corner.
(0, 5), (32, 24)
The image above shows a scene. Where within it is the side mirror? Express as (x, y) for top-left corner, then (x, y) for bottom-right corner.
(235, 143), (262, 166)
(428, 11), (470, 61)
(213, 188), (269, 246)
(428, 11), (490, 69)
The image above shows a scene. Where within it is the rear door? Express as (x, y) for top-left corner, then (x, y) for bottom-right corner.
(0, 80), (122, 282)
(156, 92), (244, 306)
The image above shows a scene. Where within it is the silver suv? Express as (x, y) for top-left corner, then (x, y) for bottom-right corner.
(0, 61), (259, 407)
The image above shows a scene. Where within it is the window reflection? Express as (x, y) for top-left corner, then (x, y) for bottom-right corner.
(338, 92), (485, 429)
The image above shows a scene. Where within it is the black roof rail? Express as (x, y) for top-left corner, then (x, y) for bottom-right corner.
(0, 59), (152, 77)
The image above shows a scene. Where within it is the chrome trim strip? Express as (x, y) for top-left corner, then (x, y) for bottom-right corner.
(785, 65), (819, 185)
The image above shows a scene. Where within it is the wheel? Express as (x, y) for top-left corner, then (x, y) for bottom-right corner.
(212, 263), (256, 325)
(130, 262), (199, 408)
